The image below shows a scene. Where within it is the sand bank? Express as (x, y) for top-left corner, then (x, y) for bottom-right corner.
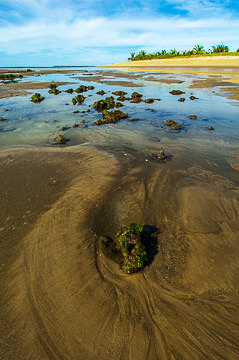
(1, 145), (239, 359)
(104, 55), (239, 68)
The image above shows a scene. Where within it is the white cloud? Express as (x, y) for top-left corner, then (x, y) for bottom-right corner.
(0, 0), (238, 65)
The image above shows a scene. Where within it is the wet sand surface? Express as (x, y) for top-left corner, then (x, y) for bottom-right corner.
(1, 145), (239, 359)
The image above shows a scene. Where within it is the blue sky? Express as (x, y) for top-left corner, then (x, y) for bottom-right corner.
(0, 0), (238, 66)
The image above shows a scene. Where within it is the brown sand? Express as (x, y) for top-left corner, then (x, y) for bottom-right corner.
(1, 146), (239, 359)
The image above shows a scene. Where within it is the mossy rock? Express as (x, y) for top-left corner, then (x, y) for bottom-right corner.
(48, 84), (61, 95)
(115, 102), (123, 108)
(31, 93), (45, 103)
(102, 109), (128, 124)
(112, 90), (127, 96)
(96, 90), (106, 96)
(88, 86), (95, 90)
(0, 73), (22, 81)
(188, 115), (197, 120)
(131, 92), (142, 99)
(114, 223), (148, 274)
(105, 96), (115, 107)
(169, 90), (185, 95)
(94, 119), (104, 126)
(72, 98), (77, 105)
(145, 98), (154, 103)
(75, 94), (85, 104)
(165, 119), (182, 130)
(93, 99), (112, 112)
(75, 85), (88, 93)
(178, 97), (185, 102)
(55, 135), (66, 144)
(65, 88), (74, 94)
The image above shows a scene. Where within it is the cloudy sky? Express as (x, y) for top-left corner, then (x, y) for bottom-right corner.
(0, 0), (238, 66)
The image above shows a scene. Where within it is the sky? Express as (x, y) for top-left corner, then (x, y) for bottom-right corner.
(0, 0), (238, 66)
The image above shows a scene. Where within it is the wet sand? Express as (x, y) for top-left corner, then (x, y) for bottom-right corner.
(1, 145), (239, 359)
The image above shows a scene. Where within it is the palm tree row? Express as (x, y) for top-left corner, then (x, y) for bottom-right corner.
(128, 44), (238, 61)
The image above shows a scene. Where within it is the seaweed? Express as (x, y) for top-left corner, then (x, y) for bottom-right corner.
(114, 223), (148, 273)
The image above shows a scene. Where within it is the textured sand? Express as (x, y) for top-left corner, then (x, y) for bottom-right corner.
(0, 146), (239, 359)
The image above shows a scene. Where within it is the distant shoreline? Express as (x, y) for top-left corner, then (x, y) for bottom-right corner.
(103, 55), (239, 68)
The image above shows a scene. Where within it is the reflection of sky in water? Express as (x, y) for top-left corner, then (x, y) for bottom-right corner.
(0, 67), (238, 167)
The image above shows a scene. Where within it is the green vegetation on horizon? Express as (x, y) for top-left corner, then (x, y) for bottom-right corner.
(128, 44), (239, 61)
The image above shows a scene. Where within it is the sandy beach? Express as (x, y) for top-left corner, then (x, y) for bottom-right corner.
(104, 55), (239, 68)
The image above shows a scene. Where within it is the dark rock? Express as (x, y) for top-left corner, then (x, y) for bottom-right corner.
(190, 95), (199, 100)
(88, 86), (95, 90)
(145, 99), (154, 103)
(65, 88), (74, 94)
(115, 102), (123, 108)
(128, 118), (140, 122)
(178, 97), (185, 102)
(72, 123), (79, 128)
(0, 117), (6, 121)
(73, 110), (79, 113)
(169, 90), (185, 95)
(112, 90), (127, 96)
(75, 85), (88, 93)
(188, 115), (197, 120)
(205, 126), (213, 130)
(96, 90), (106, 96)
(55, 135), (65, 144)
(48, 83), (61, 95)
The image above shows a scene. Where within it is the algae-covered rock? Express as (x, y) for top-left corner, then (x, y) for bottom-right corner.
(72, 98), (77, 105)
(169, 90), (185, 95)
(48, 83), (61, 95)
(55, 135), (66, 144)
(88, 86), (95, 90)
(190, 95), (199, 100)
(128, 118), (140, 122)
(75, 85), (88, 93)
(75, 94), (85, 104)
(114, 223), (148, 274)
(31, 93), (45, 103)
(115, 102), (123, 108)
(178, 97), (185, 102)
(93, 97), (115, 112)
(131, 92), (143, 103)
(102, 109), (128, 124)
(165, 119), (182, 130)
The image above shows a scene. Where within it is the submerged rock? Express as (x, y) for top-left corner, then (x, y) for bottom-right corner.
(0, 117), (6, 121)
(75, 85), (88, 93)
(205, 126), (213, 130)
(165, 119), (182, 130)
(188, 115), (197, 120)
(72, 123), (79, 128)
(112, 90), (127, 96)
(169, 90), (185, 95)
(96, 90), (106, 96)
(145, 99), (154, 103)
(128, 118), (140, 122)
(65, 88), (74, 94)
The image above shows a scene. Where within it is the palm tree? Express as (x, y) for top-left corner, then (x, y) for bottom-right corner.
(130, 52), (135, 61)
(193, 45), (205, 54)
